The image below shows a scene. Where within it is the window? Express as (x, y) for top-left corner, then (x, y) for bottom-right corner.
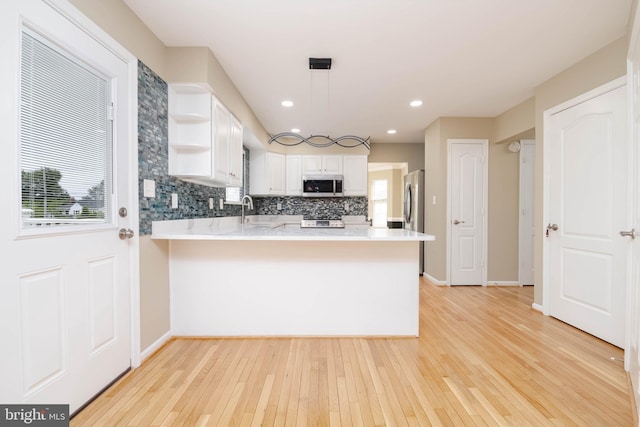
(371, 179), (388, 228)
(20, 29), (112, 230)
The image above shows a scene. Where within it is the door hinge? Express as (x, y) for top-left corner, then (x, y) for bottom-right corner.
(108, 104), (115, 121)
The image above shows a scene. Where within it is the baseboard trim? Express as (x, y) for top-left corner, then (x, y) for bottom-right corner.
(423, 273), (447, 286)
(487, 281), (520, 287)
(140, 330), (172, 362)
(531, 303), (543, 313)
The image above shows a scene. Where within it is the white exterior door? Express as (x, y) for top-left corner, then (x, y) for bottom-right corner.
(448, 139), (488, 286)
(0, 1), (136, 414)
(519, 140), (536, 285)
(546, 80), (627, 348)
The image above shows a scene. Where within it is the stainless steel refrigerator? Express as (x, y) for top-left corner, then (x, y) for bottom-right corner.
(404, 170), (425, 275)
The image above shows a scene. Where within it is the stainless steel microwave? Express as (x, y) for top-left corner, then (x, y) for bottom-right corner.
(302, 175), (343, 197)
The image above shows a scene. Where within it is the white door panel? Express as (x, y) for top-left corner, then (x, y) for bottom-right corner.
(0, 1), (134, 414)
(547, 82), (627, 348)
(449, 140), (487, 286)
(626, 8), (640, 412)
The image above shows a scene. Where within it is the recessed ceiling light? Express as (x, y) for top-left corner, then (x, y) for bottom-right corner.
(291, 128), (300, 133)
(387, 129), (397, 134)
(281, 100), (294, 107)
(410, 100), (423, 107)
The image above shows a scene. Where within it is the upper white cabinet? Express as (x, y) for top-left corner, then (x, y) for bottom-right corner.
(168, 84), (212, 178)
(302, 155), (343, 175)
(228, 116), (243, 187)
(343, 155), (368, 196)
(250, 151), (285, 195)
(285, 155), (302, 195)
(212, 98), (230, 183)
(168, 84), (243, 187)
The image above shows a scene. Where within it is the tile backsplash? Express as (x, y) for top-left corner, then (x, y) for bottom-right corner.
(136, 60), (367, 234)
(254, 196), (367, 219)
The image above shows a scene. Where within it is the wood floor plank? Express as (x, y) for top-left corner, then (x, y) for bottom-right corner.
(71, 279), (634, 426)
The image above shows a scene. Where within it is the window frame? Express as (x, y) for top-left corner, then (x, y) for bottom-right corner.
(17, 25), (117, 238)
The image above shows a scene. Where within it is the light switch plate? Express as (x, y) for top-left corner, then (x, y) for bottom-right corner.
(209, 198), (214, 209)
(143, 179), (155, 198)
(219, 198), (224, 210)
(171, 193), (178, 209)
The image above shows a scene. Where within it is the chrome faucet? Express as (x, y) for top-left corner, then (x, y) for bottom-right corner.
(241, 194), (254, 225)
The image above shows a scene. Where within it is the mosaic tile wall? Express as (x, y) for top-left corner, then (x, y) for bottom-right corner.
(137, 60), (368, 234)
(254, 196), (367, 219)
(137, 61), (241, 235)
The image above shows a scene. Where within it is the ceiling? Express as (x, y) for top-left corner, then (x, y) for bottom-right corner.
(123, 0), (631, 144)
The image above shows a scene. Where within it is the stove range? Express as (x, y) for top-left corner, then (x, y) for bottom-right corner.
(300, 219), (345, 228)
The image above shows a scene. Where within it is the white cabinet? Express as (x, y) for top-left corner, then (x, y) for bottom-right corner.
(250, 152), (285, 195)
(168, 84), (212, 178)
(168, 84), (243, 187)
(211, 96), (243, 187)
(228, 116), (243, 187)
(302, 155), (343, 175)
(285, 155), (302, 195)
(343, 155), (368, 196)
(212, 98), (230, 183)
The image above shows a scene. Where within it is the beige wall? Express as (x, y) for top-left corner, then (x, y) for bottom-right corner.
(493, 97), (535, 144)
(165, 48), (271, 146)
(424, 118), (494, 281)
(532, 36), (628, 304)
(369, 143), (424, 172)
(424, 112), (535, 284)
(68, 0), (166, 78)
(392, 168), (404, 219)
(368, 168), (404, 221)
(139, 237), (170, 350)
(486, 141), (520, 282)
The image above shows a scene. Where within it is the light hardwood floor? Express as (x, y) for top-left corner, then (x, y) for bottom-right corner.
(72, 279), (634, 426)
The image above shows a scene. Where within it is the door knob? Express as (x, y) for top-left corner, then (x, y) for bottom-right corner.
(453, 220), (465, 225)
(118, 228), (134, 240)
(620, 228), (636, 239)
(547, 223), (558, 231)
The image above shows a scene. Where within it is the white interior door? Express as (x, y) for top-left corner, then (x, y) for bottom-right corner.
(546, 80), (627, 348)
(448, 139), (488, 286)
(0, 1), (135, 414)
(519, 140), (535, 285)
(626, 7), (640, 411)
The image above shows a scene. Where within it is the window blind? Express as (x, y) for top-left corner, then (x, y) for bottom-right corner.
(20, 29), (112, 228)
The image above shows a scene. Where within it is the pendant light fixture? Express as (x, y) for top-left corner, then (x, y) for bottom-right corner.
(267, 57), (370, 150)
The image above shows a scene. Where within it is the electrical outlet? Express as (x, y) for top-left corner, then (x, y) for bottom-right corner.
(219, 198), (224, 210)
(209, 198), (214, 209)
(344, 202), (350, 212)
(171, 193), (178, 209)
(277, 202), (282, 210)
(143, 179), (155, 198)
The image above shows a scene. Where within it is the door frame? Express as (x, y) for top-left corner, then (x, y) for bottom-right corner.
(518, 139), (535, 285)
(541, 76), (627, 316)
(47, 0), (141, 368)
(446, 138), (488, 286)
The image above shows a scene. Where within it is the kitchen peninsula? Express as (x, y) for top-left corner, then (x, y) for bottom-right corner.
(152, 216), (434, 337)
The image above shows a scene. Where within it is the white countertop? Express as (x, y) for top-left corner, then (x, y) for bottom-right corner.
(152, 216), (434, 242)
